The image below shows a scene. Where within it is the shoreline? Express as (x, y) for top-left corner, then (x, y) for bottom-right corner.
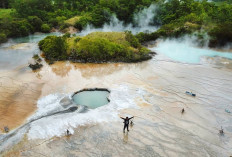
(65, 52), (155, 64)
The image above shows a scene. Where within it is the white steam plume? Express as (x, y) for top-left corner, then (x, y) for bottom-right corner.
(79, 4), (158, 36)
(150, 35), (232, 64)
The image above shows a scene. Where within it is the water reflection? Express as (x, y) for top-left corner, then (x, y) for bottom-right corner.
(130, 121), (134, 129)
(0, 32), (61, 70)
(123, 132), (129, 143)
(72, 62), (149, 79)
(51, 62), (72, 77)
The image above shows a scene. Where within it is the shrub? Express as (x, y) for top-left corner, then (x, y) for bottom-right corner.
(32, 54), (40, 60)
(65, 16), (80, 26)
(72, 37), (128, 62)
(90, 6), (111, 27)
(74, 36), (81, 42)
(0, 33), (7, 43)
(139, 47), (150, 55)
(74, 16), (92, 31)
(39, 36), (68, 61)
(56, 16), (67, 25)
(70, 32), (151, 62)
(28, 16), (43, 32)
(208, 22), (232, 47)
(48, 18), (59, 27)
(41, 24), (50, 33)
(125, 31), (140, 48)
(9, 19), (32, 37)
(63, 32), (71, 38)
(59, 23), (70, 31)
(135, 32), (160, 43)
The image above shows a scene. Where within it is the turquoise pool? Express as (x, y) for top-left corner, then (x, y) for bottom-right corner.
(153, 40), (232, 63)
(72, 90), (110, 109)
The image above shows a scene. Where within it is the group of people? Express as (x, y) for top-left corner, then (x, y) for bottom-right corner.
(180, 108), (224, 135)
(65, 108), (224, 136)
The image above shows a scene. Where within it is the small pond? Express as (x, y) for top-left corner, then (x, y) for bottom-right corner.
(72, 90), (110, 109)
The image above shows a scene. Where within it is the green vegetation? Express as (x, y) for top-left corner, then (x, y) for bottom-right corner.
(65, 16), (80, 25)
(41, 24), (51, 33)
(38, 36), (68, 61)
(0, 33), (7, 43)
(28, 16), (43, 32)
(0, 0), (232, 47)
(0, 9), (14, 18)
(208, 22), (232, 47)
(133, 0), (232, 47)
(32, 54), (39, 60)
(39, 32), (151, 63)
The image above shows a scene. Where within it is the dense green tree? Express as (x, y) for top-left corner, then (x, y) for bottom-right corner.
(39, 36), (68, 60)
(209, 22), (232, 47)
(41, 24), (51, 33)
(0, 33), (7, 43)
(27, 16), (43, 32)
(8, 19), (32, 37)
(12, 0), (53, 20)
(74, 15), (92, 30)
(125, 31), (140, 48)
(90, 5), (111, 27)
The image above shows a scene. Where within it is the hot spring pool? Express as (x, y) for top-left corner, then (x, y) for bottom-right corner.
(72, 89), (110, 109)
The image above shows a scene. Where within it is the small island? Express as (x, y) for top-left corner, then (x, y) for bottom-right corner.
(38, 31), (153, 63)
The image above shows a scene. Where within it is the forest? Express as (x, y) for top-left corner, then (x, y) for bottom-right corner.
(0, 0), (232, 47)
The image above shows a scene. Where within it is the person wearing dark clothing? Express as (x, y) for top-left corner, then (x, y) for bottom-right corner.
(67, 129), (70, 135)
(120, 116), (134, 132)
(4, 126), (9, 133)
(181, 108), (185, 114)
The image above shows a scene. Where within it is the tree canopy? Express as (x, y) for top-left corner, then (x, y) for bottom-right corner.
(0, 0), (232, 46)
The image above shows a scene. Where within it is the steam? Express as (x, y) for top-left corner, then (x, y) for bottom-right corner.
(79, 4), (158, 36)
(27, 85), (141, 139)
(150, 35), (232, 64)
(133, 4), (157, 27)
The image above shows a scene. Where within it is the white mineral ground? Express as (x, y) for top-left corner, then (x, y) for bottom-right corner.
(0, 43), (232, 156)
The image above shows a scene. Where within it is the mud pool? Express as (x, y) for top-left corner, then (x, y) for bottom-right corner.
(0, 35), (232, 156)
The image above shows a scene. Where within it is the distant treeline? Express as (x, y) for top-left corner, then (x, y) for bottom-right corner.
(0, 0), (232, 47)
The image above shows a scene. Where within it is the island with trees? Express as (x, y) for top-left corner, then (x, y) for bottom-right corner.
(38, 31), (152, 63)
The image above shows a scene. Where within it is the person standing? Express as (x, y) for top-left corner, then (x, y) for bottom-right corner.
(120, 116), (134, 132)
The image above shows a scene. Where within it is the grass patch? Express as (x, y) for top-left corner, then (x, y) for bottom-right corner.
(84, 32), (128, 46)
(68, 32), (151, 62)
(65, 16), (81, 25)
(66, 37), (77, 54)
(0, 9), (15, 19)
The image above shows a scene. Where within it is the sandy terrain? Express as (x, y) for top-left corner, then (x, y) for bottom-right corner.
(0, 70), (43, 131)
(1, 53), (232, 156)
